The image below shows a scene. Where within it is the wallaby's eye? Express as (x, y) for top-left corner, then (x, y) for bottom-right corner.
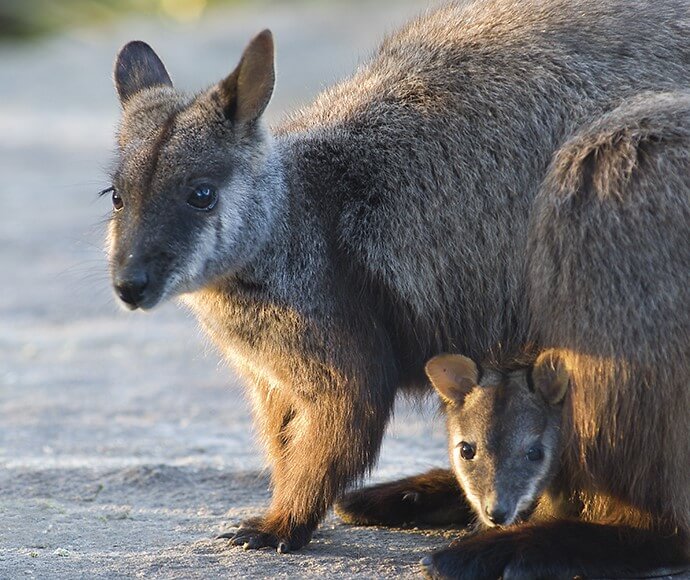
(459, 442), (476, 460)
(112, 189), (124, 211)
(526, 446), (544, 461)
(187, 185), (218, 211)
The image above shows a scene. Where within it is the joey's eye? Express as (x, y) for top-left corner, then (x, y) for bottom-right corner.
(459, 442), (476, 460)
(527, 446), (544, 461)
(187, 185), (218, 211)
(112, 189), (124, 211)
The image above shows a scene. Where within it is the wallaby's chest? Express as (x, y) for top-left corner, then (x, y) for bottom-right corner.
(186, 282), (296, 354)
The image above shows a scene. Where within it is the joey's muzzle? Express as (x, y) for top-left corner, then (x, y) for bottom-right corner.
(484, 504), (509, 526)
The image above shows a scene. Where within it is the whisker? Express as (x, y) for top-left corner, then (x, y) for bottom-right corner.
(89, 214), (113, 227)
(55, 270), (110, 283)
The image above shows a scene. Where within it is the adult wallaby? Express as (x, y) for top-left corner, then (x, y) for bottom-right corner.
(425, 352), (571, 532)
(105, 0), (690, 568)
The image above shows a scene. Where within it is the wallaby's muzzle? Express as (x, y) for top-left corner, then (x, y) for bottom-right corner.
(114, 269), (149, 309)
(110, 250), (180, 311)
(111, 246), (169, 310)
(484, 502), (510, 527)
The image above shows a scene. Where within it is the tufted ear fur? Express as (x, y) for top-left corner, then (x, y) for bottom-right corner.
(114, 41), (173, 105)
(533, 350), (570, 405)
(217, 29), (275, 124)
(425, 354), (479, 405)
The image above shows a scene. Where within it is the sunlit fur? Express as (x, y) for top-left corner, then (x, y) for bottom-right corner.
(107, 0), (690, 564)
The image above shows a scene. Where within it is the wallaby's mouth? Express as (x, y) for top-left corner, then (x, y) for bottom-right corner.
(483, 510), (519, 529)
(113, 270), (167, 311)
(483, 504), (535, 529)
(115, 292), (165, 311)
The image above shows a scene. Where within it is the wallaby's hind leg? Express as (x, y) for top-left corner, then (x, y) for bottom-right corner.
(527, 91), (690, 529)
(336, 468), (474, 528)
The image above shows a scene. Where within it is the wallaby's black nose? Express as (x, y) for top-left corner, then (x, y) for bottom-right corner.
(485, 506), (508, 526)
(115, 271), (149, 307)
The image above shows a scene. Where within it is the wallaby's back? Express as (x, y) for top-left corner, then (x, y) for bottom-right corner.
(278, 0), (690, 373)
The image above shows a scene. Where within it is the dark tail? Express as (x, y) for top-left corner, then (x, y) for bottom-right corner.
(336, 468), (473, 527)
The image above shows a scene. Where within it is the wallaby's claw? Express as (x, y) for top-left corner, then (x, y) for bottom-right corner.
(217, 518), (312, 553)
(224, 527), (278, 550)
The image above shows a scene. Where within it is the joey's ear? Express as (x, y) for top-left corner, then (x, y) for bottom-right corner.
(425, 354), (479, 405)
(218, 29), (275, 124)
(114, 41), (172, 105)
(533, 350), (570, 405)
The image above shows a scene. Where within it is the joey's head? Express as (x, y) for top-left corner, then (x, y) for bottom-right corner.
(425, 351), (569, 528)
(106, 30), (282, 310)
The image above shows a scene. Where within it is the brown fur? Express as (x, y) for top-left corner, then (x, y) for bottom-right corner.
(528, 93), (690, 533)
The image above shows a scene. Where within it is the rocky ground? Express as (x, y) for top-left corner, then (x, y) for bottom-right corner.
(0, 1), (463, 578)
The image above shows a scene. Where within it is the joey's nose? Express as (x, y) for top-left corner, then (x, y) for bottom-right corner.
(485, 505), (508, 526)
(115, 271), (149, 307)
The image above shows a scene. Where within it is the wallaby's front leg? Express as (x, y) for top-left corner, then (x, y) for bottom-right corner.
(223, 373), (397, 552)
(216, 378), (298, 545)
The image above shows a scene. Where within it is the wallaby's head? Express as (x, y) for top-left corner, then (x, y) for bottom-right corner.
(425, 350), (569, 528)
(106, 31), (280, 310)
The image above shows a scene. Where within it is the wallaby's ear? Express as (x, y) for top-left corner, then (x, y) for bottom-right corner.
(218, 29), (275, 124)
(114, 41), (172, 105)
(532, 350), (569, 405)
(425, 354), (479, 405)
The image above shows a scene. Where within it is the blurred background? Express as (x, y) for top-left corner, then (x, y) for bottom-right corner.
(0, 0), (248, 38)
(0, 1), (454, 577)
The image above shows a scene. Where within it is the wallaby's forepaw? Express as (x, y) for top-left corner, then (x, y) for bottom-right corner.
(217, 516), (313, 553)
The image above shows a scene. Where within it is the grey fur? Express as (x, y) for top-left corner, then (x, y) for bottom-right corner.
(528, 90), (690, 530)
(105, 0), (690, 567)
